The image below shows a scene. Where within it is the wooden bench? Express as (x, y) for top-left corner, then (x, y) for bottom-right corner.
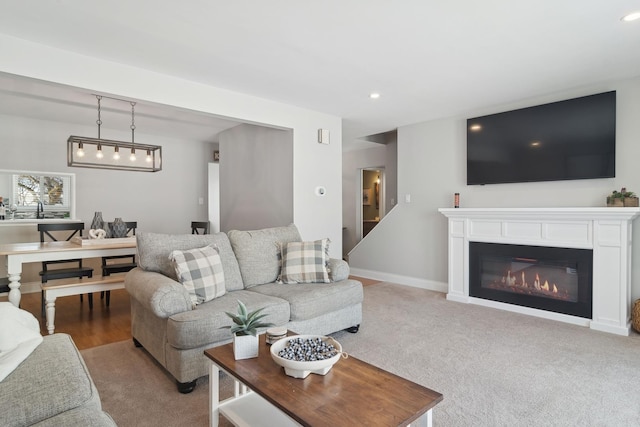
(41, 275), (125, 334)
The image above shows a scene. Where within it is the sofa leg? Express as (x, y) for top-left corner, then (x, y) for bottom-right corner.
(345, 324), (360, 333)
(133, 338), (143, 348)
(177, 379), (197, 394)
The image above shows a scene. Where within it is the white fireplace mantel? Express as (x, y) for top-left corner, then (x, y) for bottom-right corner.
(439, 207), (640, 335)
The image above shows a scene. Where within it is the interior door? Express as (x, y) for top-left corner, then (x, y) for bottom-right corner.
(360, 168), (384, 239)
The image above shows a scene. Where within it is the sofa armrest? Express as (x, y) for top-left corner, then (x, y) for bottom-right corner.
(329, 258), (350, 282)
(124, 267), (193, 318)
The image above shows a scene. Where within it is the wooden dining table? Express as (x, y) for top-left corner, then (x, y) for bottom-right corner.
(0, 238), (136, 307)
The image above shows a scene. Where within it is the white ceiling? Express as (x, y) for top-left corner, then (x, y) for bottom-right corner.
(1, 1), (639, 149)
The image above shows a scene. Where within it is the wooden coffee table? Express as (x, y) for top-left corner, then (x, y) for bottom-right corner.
(204, 334), (443, 427)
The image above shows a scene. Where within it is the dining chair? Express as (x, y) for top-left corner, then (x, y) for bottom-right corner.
(38, 222), (94, 315)
(100, 221), (137, 306)
(191, 221), (210, 235)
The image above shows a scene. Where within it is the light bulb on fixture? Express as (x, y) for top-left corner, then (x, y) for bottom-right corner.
(96, 143), (104, 159)
(130, 148), (136, 161)
(113, 145), (120, 160)
(77, 142), (85, 157)
(146, 149), (152, 163)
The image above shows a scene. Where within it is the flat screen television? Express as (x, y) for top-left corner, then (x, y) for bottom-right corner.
(466, 91), (616, 185)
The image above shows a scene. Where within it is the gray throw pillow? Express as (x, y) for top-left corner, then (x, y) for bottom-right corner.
(169, 245), (226, 306)
(278, 239), (331, 284)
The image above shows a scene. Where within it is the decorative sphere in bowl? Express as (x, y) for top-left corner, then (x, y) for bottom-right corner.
(270, 335), (342, 378)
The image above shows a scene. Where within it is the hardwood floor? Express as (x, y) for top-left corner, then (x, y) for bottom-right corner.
(350, 275), (382, 286)
(1, 275), (380, 351)
(1, 289), (132, 350)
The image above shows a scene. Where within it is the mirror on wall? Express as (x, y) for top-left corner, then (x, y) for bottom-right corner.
(0, 169), (75, 220)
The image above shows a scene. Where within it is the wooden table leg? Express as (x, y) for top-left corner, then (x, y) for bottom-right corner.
(45, 294), (57, 334)
(409, 409), (432, 427)
(7, 272), (22, 307)
(209, 361), (220, 427)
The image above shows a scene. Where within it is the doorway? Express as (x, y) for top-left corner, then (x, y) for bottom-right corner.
(360, 168), (385, 239)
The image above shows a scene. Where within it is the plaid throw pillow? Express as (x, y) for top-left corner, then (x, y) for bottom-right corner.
(169, 245), (226, 306)
(278, 239), (331, 284)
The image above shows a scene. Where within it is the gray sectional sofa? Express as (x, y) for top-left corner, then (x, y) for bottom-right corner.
(1, 333), (116, 427)
(125, 224), (363, 393)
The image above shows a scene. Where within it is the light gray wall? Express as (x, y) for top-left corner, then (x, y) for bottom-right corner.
(342, 142), (398, 257)
(218, 123), (293, 231)
(384, 134), (398, 212)
(349, 76), (640, 301)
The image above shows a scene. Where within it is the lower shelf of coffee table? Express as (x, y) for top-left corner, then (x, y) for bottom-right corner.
(219, 391), (299, 427)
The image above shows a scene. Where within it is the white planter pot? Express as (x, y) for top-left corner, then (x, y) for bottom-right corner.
(233, 334), (259, 360)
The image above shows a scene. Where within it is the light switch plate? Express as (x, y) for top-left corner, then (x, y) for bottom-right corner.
(318, 129), (330, 145)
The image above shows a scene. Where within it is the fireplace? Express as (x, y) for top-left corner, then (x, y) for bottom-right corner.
(439, 207), (640, 335)
(469, 242), (593, 318)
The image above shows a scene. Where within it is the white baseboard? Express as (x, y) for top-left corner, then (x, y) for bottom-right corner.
(349, 268), (447, 293)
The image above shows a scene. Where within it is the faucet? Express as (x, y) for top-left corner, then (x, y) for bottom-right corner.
(36, 201), (44, 219)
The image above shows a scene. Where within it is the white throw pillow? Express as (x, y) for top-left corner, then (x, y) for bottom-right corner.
(0, 302), (43, 382)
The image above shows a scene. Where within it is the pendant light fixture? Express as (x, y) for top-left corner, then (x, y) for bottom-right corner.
(67, 95), (162, 172)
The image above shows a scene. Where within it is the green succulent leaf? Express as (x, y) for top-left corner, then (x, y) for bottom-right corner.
(220, 300), (275, 336)
(237, 300), (248, 318)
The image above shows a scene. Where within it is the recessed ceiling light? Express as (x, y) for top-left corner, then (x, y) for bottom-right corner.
(622, 11), (640, 22)
(369, 93), (380, 99)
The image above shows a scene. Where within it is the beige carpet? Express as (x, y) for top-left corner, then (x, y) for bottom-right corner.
(81, 341), (235, 427)
(82, 283), (640, 426)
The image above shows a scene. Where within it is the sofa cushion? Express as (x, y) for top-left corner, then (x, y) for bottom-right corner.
(278, 239), (331, 284)
(32, 406), (116, 426)
(0, 334), (105, 427)
(137, 232), (244, 291)
(250, 279), (364, 321)
(228, 224), (301, 288)
(166, 290), (290, 349)
(170, 245), (226, 306)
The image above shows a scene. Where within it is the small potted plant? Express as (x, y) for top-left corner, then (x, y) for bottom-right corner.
(223, 300), (274, 360)
(607, 188), (638, 207)
(623, 189), (639, 207)
(606, 190), (624, 207)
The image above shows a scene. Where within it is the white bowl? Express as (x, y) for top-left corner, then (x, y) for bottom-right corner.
(270, 335), (342, 378)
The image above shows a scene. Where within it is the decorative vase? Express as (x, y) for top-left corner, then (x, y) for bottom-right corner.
(90, 211), (104, 230)
(111, 217), (128, 238)
(233, 334), (259, 360)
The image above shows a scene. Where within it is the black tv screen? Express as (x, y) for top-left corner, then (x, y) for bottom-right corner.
(467, 91), (616, 185)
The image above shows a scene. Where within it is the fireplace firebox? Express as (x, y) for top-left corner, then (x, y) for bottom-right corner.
(469, 242), (593, 319)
